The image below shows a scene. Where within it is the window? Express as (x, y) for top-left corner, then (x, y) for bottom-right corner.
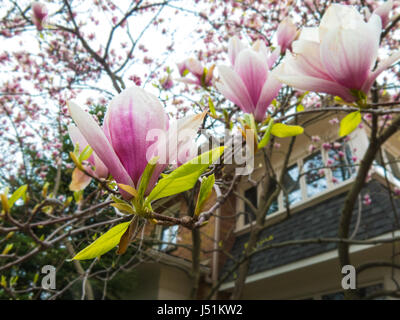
(283, 164), (302, 206)
(328, 141), (356, 183)
(374, 149), (400, 184)
(304, 151), (327, 198)
(159, 225), (178, 251)
(244, 186), (257, 224)
(266, 199), (279, 216)
(385, 151), (400, 181)
(240, 138), (359, 227)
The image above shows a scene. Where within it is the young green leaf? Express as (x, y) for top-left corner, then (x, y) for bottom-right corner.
(117, 184), (138, 198)
(194, 174), (215, 216)
(78, 145), (93, 163)
(2, 243), (13, 255)
(208, 97), (217, 118)
(258, 119), (274, 150)
(73, 222), (130, 260)
(339, 111), (361, 137)
(8, 185), (27, 209)
(137, 156), (159, 200)
(110, 203), (135, 214)
(271, 123), (304, 138)
(145, 147), (224, 204)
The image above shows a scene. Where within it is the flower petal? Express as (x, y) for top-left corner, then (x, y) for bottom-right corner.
(234, 49), (268, 106)
(362, 50), (400, 93)
(274, 63), (355, 102)
(69, 167), (92, 191)
(228, 36), (246, 66)
(320, 18), (380, 90)
(67, 101), (134, 190)
(254, 74), (282, 122)
(216, 65), (255, 113)
(68, 124), (108, 178)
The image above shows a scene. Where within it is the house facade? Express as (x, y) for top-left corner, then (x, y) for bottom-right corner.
(132, 112), (400, 300)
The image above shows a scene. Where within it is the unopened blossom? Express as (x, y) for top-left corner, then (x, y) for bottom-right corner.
(363, 194), (372, 206)
(277, 18), (299, 53)
(216, 36), (282, 122)
(322, 142), (331, 150)
(160, 75), (173, 90)
(274, 4), (400, 102)
(32, 2), (48, 31)
(68, 86), (204, 198)
(177, 58), (214, 87)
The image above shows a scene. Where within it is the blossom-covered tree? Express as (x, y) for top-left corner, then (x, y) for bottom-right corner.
(1, 0), (400, 300)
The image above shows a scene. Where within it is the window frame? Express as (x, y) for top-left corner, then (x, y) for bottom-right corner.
(237, 138), (358, 229)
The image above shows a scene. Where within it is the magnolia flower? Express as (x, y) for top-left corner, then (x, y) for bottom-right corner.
(177, 58), (214, 87)
(32, 2), (48, 31)
(277, 18), (299, 53)
(68, 86), (204, 198)
(274, 4), (400, 102)
(216, 36), (282, 122)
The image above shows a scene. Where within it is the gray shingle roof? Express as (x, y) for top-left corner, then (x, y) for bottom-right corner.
(221, 180), (400, 281)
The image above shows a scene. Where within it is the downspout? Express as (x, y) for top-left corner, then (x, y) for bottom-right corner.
(212, 183), (222, 300)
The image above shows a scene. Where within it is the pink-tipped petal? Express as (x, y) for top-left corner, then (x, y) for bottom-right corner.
(216, 65), (255, 113)
(234, 49), (268, 106)
(254, 74), (282, 122)
(362, 50), (400, 93)
(228, 36), (246, 66)
(320, 19), (380, 90)
(373, 0), (392, 28)
(67, 101), (134, 191)
(267, 46), (281, 69)
(277, 18), (298, 53)
(274, 63), (355, 102)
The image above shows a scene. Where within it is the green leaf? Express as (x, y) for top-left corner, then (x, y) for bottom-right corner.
(258, 119), (274, 150)
(208, 97), (217, 117)
(145, 147), (224, 204)
(33, 273), (39, 284)
(79, 145), (93, 163)
(271, 123), (304, 138)
(296, 104), (305, 112)
(194, 174), (215, 216)
(117, 184), (138, 198)
(2, 243), (13, 255)
(8, 185), (27, 208)
(73, 222), (130, 260)
(339, 111), (361, 137)
(137, 156), (159, 200)
(110, 203), (135, 214)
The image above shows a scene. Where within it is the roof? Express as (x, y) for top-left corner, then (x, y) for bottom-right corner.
(221, 179), (400, 282)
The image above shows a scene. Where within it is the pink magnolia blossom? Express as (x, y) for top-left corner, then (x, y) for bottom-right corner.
(274, 4), (400, 102)
(216, 36), (282, 122)
(68, 86), (204, 198)
(277, 18), (299, 53)
(363, 194), (372, 206)
(32, 2), (48, 31)
(177, 58), (214, 87)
